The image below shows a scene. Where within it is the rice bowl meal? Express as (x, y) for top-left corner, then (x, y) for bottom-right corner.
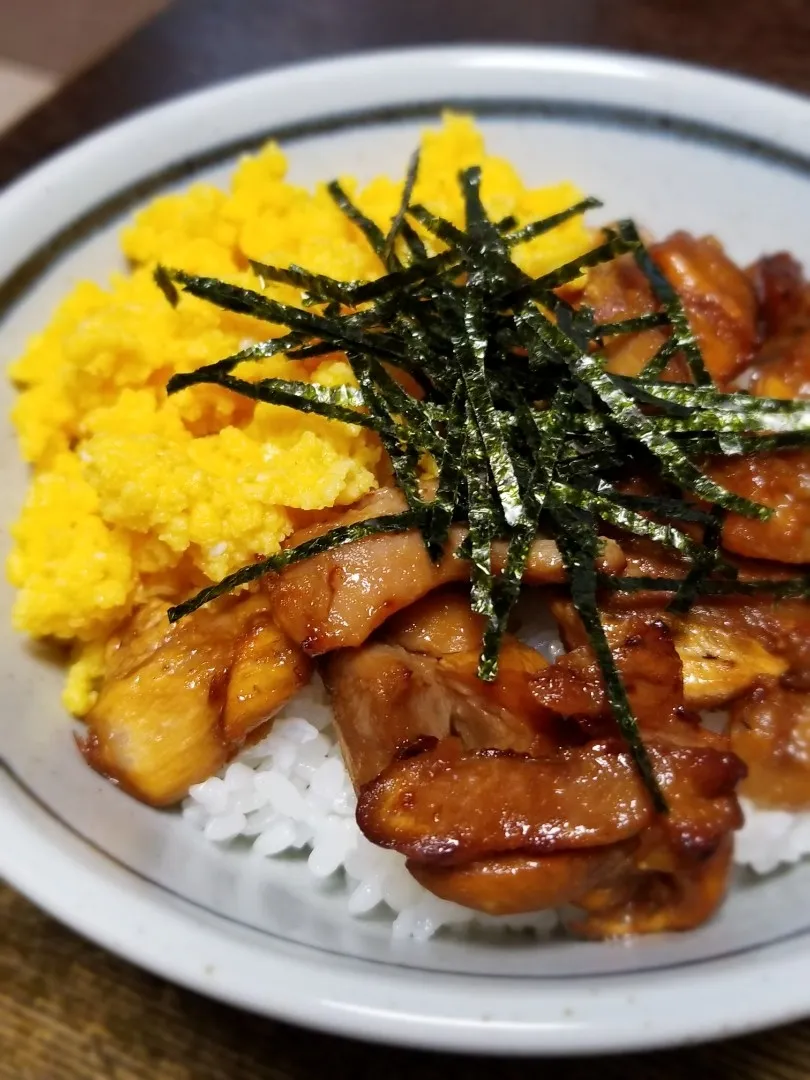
(10, 111), (810, 943)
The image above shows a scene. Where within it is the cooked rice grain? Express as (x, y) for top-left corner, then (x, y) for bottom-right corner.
(183, 679), (559, 941)
(184, 678), (810, 940)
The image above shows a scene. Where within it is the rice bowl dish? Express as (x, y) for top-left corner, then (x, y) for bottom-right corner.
(9, 108), (810, 947)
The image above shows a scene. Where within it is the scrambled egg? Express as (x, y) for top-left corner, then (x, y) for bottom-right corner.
(7, 114), (593, 716)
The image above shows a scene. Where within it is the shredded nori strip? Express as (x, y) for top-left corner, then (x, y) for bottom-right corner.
(552, 482), (703, 560)
(160, 268), (407, 361)
(463, 400), (498, 622)
(667, 506), (727, 614)
(383, 149), (420, 269)
(459, 293), (524, 527)
(154, 264), (179, 306)
(169, 371), (375, 428)
(617, 219), (711, 385)
(555, 505), (667, 811)
(506, 196), (602, 246)
(511, 234), (636, 301)
(248, 259), (364, 304)
(156, 151), (810, 809)
(327, 180), (392, 265)
(167, 512), (417, 622)
(348, 352), (426, 521)
(425, 381), (466, 555)
(595, 312), (670, 337)
(166, 335), (311, 393)
(570, 352), (771, 519)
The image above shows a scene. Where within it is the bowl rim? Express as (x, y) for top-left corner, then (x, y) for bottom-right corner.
(3, 44), (810, 1054)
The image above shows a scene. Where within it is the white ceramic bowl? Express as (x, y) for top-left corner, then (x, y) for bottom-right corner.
(2, 46), (810, 1054)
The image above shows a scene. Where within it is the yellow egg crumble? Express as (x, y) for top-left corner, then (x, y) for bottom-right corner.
(7, 114), (593, 716)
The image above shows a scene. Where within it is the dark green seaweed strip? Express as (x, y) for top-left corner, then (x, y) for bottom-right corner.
(554, 506), (667, 812)
(477, 378), (571, 680)
(599, 488), (713, 525)
(408, 203), (526, 295)
(408, 198), (529, 300)
(408, 203), (468, 251)
(525, 307), (773, 519)
(460, 295), (524, 527)
(699, 404), (810, 433)
(162, 268), (407, 361)
(460, 165), (514, 285)
(460, 165), (490, 236)
(383, 149), (420, 269)
(455, 168), (526, 530)
(479, 516), (536, 680)
(478, 451), (554, 679)
(594, 312), (670, 337)
(463, 401), (497, 623)
(387, 310), (453, 395)
(327, 179), (392, 265)
(247, 258), (454, 312)
(166, 337), (311, 394)
(667, 506), (726, 614)
(350, 251), (460, 304)
(348, 353), (426, 515)
(412, 197), (604, 321)
(167, 512), (418, 622)
(166, 296), (404, 386)
(361, 356), (442, 455)
(547, 290), (596, 349)
(284, 342), (344, 361)
(652, 406), (810, 436)
(651, 411), (752, 435)
(615, 377), (810, 414)
(171, 371), (377, 428)
(617, 219), (710, 385)
(398, 219), (429, 262)
(700, 431), (810, 454)
(154, 264), (179, 306)
(639, 335), (681, 380)
(551, 481), (703, 560)
(248, 259), (364, 304)
(513, 235), (636, 299)
(408, 199), (532, 299)
(506, 196), (602, 246)
(425, 381), (466, 555)
(496, 214), (518, 232)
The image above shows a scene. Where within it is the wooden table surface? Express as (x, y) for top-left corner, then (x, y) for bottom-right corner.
(4, 0), (810, 1075)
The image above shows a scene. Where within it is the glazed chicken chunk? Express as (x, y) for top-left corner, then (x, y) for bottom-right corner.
(82, 594), (312, 806)
(730, 683), (810, 809)
(325, 592), (745, 933)
(270, 485), (624, 654)
(583, 231), (758, 384)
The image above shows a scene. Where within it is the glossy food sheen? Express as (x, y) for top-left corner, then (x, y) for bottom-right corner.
(271, 487), (623, 653)
(356, 735), (742, 865)
(708, 450), (810, 563)
(407, 844), (638, 915)
(356, 737), (655, 863)
(730, 683), (810, 808)
(82, 595), (311, 805)
(584, 232), (758, 383)
(551, 602), (788, 710)
(575, 834), (734, 937)
(323, 592), (552, 787)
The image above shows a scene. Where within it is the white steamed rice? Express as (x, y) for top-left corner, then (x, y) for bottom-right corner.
(182, 680), (810, 942)
(182, 678), (559, 941)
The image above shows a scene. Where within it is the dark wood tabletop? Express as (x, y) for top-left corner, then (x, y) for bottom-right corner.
(4, 0), (810, 1076)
